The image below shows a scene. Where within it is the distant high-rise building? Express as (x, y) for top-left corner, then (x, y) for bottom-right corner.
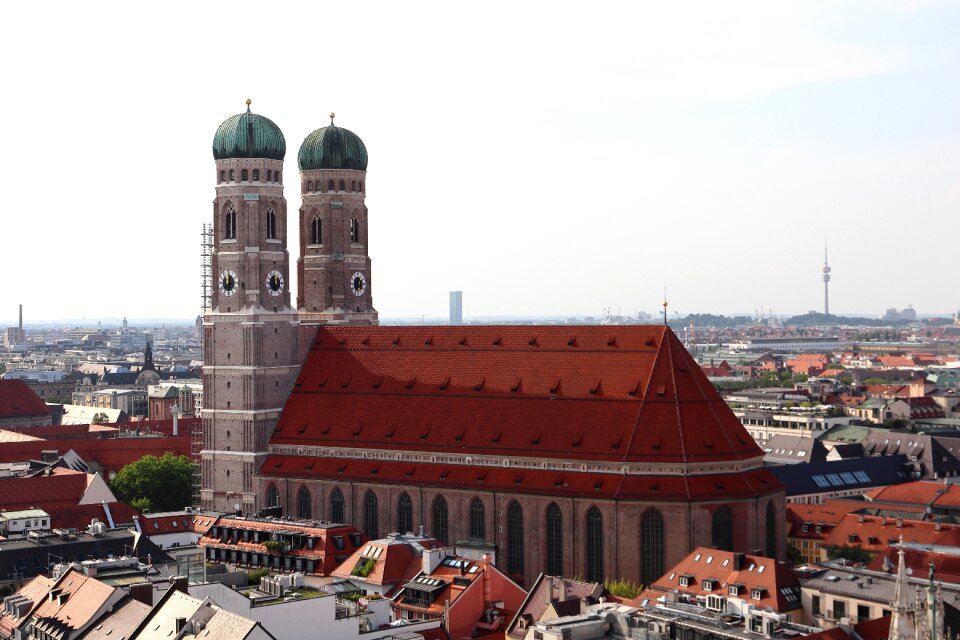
(449, 291), (463, 324)
(822, 240), (831, 316)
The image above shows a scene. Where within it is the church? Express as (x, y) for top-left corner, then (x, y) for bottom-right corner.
(200, 102), (785, 584)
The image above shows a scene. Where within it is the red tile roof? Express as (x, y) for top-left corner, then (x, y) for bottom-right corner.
(867, 546), (960, 584)
(0, 469), (91, 511)
(0, 380), (49, 418)
(270, 326), (764, 465)
(260, 455), (778, 502)
(331, 536), (443, 588)
(786, 503), (847, 540)
(864, 480), (960, 508)
(0, 575), (55, 637)
(823, 513), (959, 552)
(31, 569), (117, 632)
(649, 547), (801, 612)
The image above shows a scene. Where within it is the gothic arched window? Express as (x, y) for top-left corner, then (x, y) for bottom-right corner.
(297, 486), (311, 519)
(712, 505), (733, 552)
(307, 180), (313, 192)
(219, 170), (225, 183)
(241, 169), (248, 181)
(586, 506), (604, 583)
(331, 488), (345, 523)
(339, 179), (345, 191)
(507, 501), (524, 576)
(546, 503), (563, 576)
(266, 208), (276, 240)
(265, 484), (280, 508)
(432, 496), (448, 544)
(640, 508), (664, 586)
(358, 181), (363, 193)
(229, 169), (235, 181)
(224, 207), (236, 240)
(350, 217), (360, 243)
(311, 216), (322, 245)
(469, 498), (485, 540)
(766, 502), (777, 558)
(364, 490), (378, 540)
(267, 169), (272, 182)
(253, 169), (260, 181)
(398, 493), (413, 534)
(328, 180), (335, 191)
(351, 180), (356, 191)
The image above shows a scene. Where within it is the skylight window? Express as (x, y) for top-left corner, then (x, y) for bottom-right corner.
(706, 556), (713, 564)
(853, 471), (871, 483)
(695, 554), (702, 562)
(812, 476), (830, 488)
(722, 559), (729, 567)
(758, 565), (765, 574)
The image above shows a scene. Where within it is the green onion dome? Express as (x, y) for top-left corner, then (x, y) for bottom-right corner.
(212, 100), (286, 161)
(298, 113), (368, 171)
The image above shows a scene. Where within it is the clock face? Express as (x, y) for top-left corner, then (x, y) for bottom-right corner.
(350, 272), (366, 296)
(265, 270), (285, 296)
(219, 270), (239, 297)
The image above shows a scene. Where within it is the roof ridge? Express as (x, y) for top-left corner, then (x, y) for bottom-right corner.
(621, 325), (665, 459)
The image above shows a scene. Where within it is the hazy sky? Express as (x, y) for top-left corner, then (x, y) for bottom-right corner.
(3, 1), (958, 324)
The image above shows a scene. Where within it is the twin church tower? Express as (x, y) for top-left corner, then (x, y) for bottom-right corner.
(201, 101), (377, 512)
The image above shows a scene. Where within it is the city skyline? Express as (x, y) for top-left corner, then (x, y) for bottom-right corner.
(3, 2), (959, 320)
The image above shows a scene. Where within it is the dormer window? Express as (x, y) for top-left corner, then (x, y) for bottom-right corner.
(702, 579), (715, 592)
(815, 525), (822, 534)
(801, 524), (809, 533)
(728, 584), (740, 596)
(679, 574), (693, 588)
(751, 588), (767, 601)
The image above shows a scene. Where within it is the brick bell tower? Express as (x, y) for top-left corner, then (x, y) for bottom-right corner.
(296, 113), (378, 328)
(201, 100), (301, 514)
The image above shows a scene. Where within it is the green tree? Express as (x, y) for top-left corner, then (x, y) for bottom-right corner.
(786, 544), (803, 565)
(92, 412), (109, 424)
(111, 453), (192, 512)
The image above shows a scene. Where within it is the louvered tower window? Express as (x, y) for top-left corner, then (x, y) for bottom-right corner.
(546, 503), (563, 576)
(712, 505), (733, 552)
(586, 507), (604, 583)
(266, 208), (276, 240)
(297, 487), (311, 519)
(469, 498), (485, 540)
(507, 501), (524, 576)
(432, 496), (448, 544)
(311, 216), (322, 244)
(398, 493), (413, 534)
(224, 207), (236, 240)
(364, 490), (378, 540)
(640, 508), (664, 586)
(330, 488), (345, 523)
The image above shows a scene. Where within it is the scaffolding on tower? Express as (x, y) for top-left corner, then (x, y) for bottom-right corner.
(201, 223), (213, 316)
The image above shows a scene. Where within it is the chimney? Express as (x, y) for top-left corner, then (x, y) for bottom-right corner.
(733, 552), (745, 571)
(935, 522), (942, 532)
(858, 514), (865, 524)
(129, 582), (153, 607)
(558, 579), (567, 602)
(175, 617), (187, 634)
(171, 576), (188, 594)
(422, 548), (444, 575)
(896, 518), (903, 529)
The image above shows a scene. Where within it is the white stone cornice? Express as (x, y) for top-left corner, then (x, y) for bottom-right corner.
(265, 443), (764, 477)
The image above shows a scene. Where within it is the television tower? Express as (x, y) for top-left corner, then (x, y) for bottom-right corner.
(822, 239), (831, 315)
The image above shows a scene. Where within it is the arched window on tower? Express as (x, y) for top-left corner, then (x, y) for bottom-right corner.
(241, 169), (248, 181)
(339, 179), (345, 191)
(397, 493), (413, 534)
(640, 508), (664, 587)
(432, 496), (448, 544)
(350, 217), (360, 243)
(546, 503), (563, 576)
(298, 486), (311, 519)
(328, 180), (335, 191)
(224, 207), (236, 240)
(469, 498), (485, 540)
(586, 506), (604, 583)
(712, 505), (733, 552)
(364, 490), (378, 539)
(266, 208), (277, 240)
(358, 181), (363, 193)
(219, 170), (225, 183)
(331, 488), (345, 523)
(507, 501), (524, 576)
(311, 215), (322, 245)
(267, 169), (272, 182)
(307, 181), (313, 192)
(253, 169), (260, 181)
(351, 180), (356, 191)
(265, 485), (280, 508)
(276, 171), (281, 182)
(229, 169), (235, 182)
(766, 502), (777, 558)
